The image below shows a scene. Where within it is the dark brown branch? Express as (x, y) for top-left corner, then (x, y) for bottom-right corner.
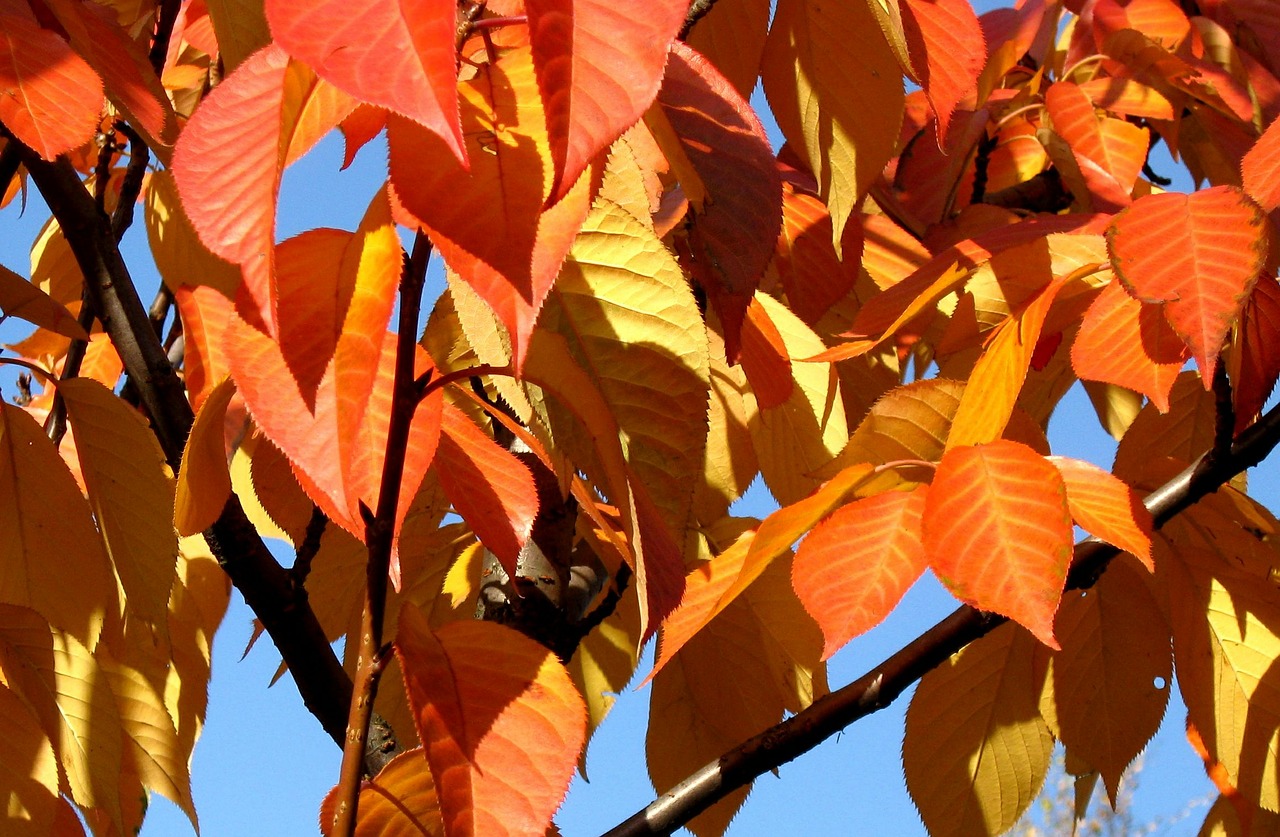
(330, 230), (432, 835)
(602, 400), (1280, 837)
(148, 0), (182, 77)
(679, 0), (720, 39)
(14, 139), (356, 751)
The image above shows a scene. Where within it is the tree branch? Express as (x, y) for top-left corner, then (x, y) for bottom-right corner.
(602, 400), (1280, 837)
(14, 140), (357, 751)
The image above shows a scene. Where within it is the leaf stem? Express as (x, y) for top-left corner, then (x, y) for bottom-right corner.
(416, 362), (512, 401)
(600, 399), (1280, 836)
(331, 230), (433, 836)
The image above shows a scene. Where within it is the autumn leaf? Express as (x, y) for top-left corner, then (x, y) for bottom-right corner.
(924, 440), (1073, 648)
(1048, 456), (1153, 569)
(265, 0), (464, 162)
(899, 0), (985, 143)
(762, 0), (904, 254)
(0, 15), (103, 160)
(525, 0), (686, 202)
(684, 0), (771, 97)
(319, 747), (442, 836)
(0, 262), (88, 340)
(1107, 187), (1269, 382)
(0, 679), (59, 836)
(175, 377), (236, 537)
(395, 605), (586, 837)
(793, 486), (929, 659)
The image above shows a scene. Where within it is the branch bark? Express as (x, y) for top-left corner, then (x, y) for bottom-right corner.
(15, 142), (357, 752)
(602, 402), (1280, 837)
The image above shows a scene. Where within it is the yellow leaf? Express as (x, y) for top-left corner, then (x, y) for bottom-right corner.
(762, 0), (904, 254)
(229, 432), (301, 544)
(567, 582), (642, 777)
(904, 625), (1052, 836)
(144, 170), (241, 297)
(0, 262), (87, 340)
(685, 0), (771, 97)
(165, 536), (230, 760)
(542, 199), (711, 547)
(0, 403), (116, 647)
(1168, 538), (1280, 812)
(0, 605), (124, 830)
(743, 292), (848, 505)
(29, 215), (81, 307)
(203, 0), (270, 73)
(0, 680), (60, 836)
(319, 747), (443, 836)
(693, 345), (758, 524)
(1043, 558), (1171, 803)
(1113, 371), (1216, 486)
(175, 377), (236, 536)
(60, 378), (178, 630)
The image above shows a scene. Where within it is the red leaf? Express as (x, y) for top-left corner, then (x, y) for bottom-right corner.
(1049, 456), (1153, 569)
(924, 440), (1073, 648)
(0, 14), (102, 160)
(1235, 277), (1280, 432)
(899, 0), (985, 143)
(1243, 114), (1280, 228)
(1107, 187), (1269, 382)
(395, 607), (586, 837)
(173, 45), (289, 334)
(389, 46), (598, 369)
(793, 486), (929, 659)
(435, 403), (537, 577)
(265, 0), (464, 163)
(1071, 278), (1187, 412)
(658, 40), (782, 361)
(526, 0), (686, 203)
(738, 297), (794, 409)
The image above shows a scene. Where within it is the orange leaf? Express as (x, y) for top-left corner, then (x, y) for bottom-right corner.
(526, 0), (686, 203)
(684, 0), (770, 97)
(1044, 80), (1146, 212)
(265, 0), (464, 162)
(1107, 187), (1269, 382)
(171, 285), (234, 412)
(1243, 113), (1280, 224)
(1048, 456), (1153, 569)
(173, 45), (289, 334)
(319, 747), (441, 836)
(793, 486), (928, 659)
(0, 15), (102, 160)
(389, 46), (598, 368)
(738, 297), (793, 409)
(899, 0), (985, 143)
(924, 440), (1072, 648)
(435, 403), (537, 577)
(395, 605), (586, 837)
(1235, 277), (1280, 432)
(175, 377), (236, 537)
(773, 179), (859, 325)
(1070, 278), (1188, 413)
(0, 263), (88, 340)
(658, 40), (781, 359)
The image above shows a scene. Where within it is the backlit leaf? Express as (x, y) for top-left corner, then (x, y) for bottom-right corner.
(0, 15), (103, 160)
(900, 0), (985, 142)
(685, 0), (770, 96)
(0, 262), (88, 340)
(145, 170), (242, 298)
(175, 377), (236, 537)
(1107, 187), (1269, 382)
(924, 440), (1072, 648)
(772, 180), (858, 326)
(0, 403), (116, 647)
(762, 0), (904, 253)
(526, 0), (685, 202)
(60, 378), (178, 629)
(265, 0), (463, 161)
(1049, 456), (1153, 569)
(904, 625), (1052, 836)
(204, 0), (272, 73)
(1235, 277), (1280, 433)
(1243, 115), (1280, 214)
(395, 606), (586, 837)
(319, 747), (442, 836)
(0, 680), (59, 836)
(792, 486), (928, 659)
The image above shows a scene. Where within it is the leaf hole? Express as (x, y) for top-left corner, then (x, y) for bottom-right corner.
(1153, 676), (1167, 690)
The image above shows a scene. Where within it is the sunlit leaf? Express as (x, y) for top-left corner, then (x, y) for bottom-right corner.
(203, 0), (272, 73)
(685, 0), (770, 96)
(175, 377), (236, 537)
(396, 605), (586, 837)
(1048, 456), (1153, 569)
(925, 440), (1072, 648)
(900, 0), (985, 142)
(145, 170), (242, 299)
(0, 679), (60, 836)
(319, 747), (442, 836)
(0, 262), (88, 340)
(0, 15), (103, 160)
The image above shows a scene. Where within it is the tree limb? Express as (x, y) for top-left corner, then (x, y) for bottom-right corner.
(602, 402), (1280, 837)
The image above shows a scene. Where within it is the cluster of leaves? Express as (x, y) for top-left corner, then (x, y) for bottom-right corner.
(2, 0), (1280, 835)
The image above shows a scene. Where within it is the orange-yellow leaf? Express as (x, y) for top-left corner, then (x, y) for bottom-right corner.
(266, 0), (464, 163)
(1235, 277), (1280, 432)
(203, 0), (272, 73)
(1048, 456), (1153, 569)
(526, 0), (685, 202)
(924, 440), (1072, 648)
(395, 605), (586, 837)
(1243, 115), (1280, 214)
(684, 0), (770, 97)
(0, 680), (59, 836)
(900, 0), (985, 143)
(793, 485), (928, 659)
(60, 378), (178, 629)
(320, 747), (442, 836)
(1045, 80), (1146, 211)
(772, 179), (858, 325)
(1070, 278), (1188, 413)
(175, 377), (236, 537)
(0, 262), (88, 340)
(762, 0), (904, 253)
(145, 170), (242, 299)
(389, 46), (597, 368)
(1107, 187), (1269, 382)
(435, 403), (537, 577)
(738, 296), (793, 409)
(172, 284), (234, 412)
(0, 403), (117, 647)
(0, 15), (103, 160)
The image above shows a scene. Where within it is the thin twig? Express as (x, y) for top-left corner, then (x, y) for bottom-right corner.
(148, 0), (182, 77)
(292, 507), (329, 587)
(331, 231), (433, 835)
(601, 400), (1280, 837)
(679, 0), (720, 39)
